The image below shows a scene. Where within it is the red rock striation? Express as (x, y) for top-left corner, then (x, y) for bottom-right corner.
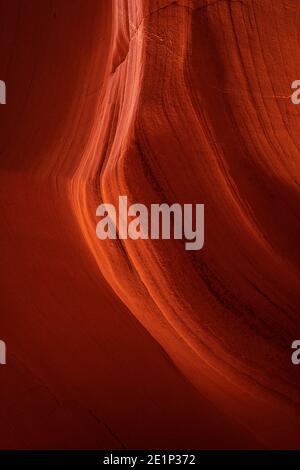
(1, 0), (300, 449)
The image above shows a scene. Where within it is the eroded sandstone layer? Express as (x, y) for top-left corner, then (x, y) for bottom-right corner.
(1, 0), (300, 449)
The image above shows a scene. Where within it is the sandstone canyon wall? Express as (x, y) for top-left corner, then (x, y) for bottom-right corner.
(1, 0), (300, 449)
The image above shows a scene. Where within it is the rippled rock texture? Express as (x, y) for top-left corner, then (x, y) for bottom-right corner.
(1, 0), (300, 449)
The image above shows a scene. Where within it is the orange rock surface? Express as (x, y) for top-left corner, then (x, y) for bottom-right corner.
(1, 0), (300, 449)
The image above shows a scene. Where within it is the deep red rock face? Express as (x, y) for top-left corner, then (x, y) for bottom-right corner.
(1, 0), (300, 449)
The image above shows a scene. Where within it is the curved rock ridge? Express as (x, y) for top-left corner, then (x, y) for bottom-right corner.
(1, 0), (300, 449)
(72, 0), (300, 448)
